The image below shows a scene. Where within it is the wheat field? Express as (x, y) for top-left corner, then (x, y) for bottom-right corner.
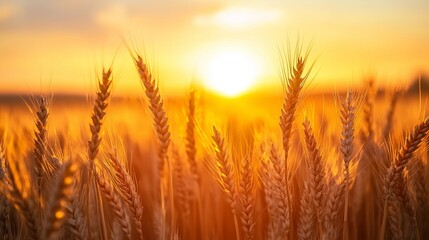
(0, 49), (428, 240)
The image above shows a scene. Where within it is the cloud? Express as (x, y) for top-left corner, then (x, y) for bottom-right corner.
(194, 6), (282, 29)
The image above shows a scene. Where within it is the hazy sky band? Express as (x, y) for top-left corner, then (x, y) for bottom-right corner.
(0, 0), (428, 95)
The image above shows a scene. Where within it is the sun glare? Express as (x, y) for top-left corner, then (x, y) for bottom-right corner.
(202, 50), (260, 97)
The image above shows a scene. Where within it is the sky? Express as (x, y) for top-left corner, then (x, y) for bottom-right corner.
(0, 0), (428, 96)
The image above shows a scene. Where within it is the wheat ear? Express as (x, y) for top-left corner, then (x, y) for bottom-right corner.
(340, 91), (355, 240)
(172, 147), (191, 218)
(279, 56), (307, 236)
(324, 180), (346, 240)
(186, 87), (198, 182)
(67, 195), (87, 240)
(303, 118), (326, 235)
(239, 154), (255, 240)
(268, 144), (290, 239)
(381, 117), (429, 240)
(43, 160), (77, 240)
(108, 152), (144, 240)
(96, 170), (132, 240)
(212, 126), (240, 240)
(88, 68), (112, 170)
(260, 159), (277, 239)
(2, 162), (40, 240)
(297, 181), (316, 240)
(34, 96), (48, 199)
(382, 91), (400, 140)
(0, 143), (10, 238)
(87, 67), (112, 240)
(133, 54), (175, 238)
(134, 54), (171, 171)
(362, 79), (375, 141)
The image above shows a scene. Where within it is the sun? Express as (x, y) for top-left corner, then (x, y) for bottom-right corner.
(202, 49), (260, 97)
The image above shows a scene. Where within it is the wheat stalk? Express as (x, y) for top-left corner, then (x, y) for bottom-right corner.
(279, 55), (308, 238)
(86, 67), (113, 240)
(133, 54), (175, 238)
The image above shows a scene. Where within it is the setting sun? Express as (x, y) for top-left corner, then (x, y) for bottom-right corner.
(202, 49), (261, 97)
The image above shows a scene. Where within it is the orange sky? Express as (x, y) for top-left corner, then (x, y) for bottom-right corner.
(0, 0), (428, 96)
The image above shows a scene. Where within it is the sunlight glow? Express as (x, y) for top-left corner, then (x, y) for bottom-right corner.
(202, 49), (260, 97)
(194, 7), (281, 28)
